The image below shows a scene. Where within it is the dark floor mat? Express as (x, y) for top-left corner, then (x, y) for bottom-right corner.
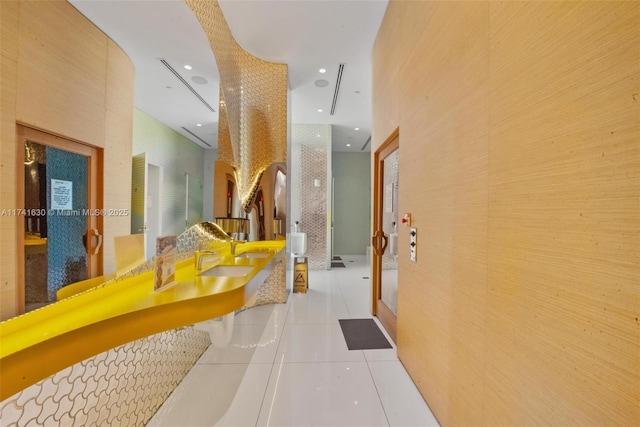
(331, 262), (346, 268)
(332, 256), (342, 260)
(338, 318), (393, 350)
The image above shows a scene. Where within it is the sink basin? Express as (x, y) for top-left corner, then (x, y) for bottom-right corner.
(235, 252), (271, 259)
(200, 265), (253, 277)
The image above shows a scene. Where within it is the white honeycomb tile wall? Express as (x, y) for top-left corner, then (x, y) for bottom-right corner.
(290, 124), (331, 270)
(0, 327), (210, 426)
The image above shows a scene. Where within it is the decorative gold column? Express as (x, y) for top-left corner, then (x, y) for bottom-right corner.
(185, 0), (288, 213)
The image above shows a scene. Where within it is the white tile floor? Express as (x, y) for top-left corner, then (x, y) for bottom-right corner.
(148, 255), (439, 427)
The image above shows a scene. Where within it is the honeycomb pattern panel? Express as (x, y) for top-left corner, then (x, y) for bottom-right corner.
(252, 257), (287, 306)
(184, 0), (288, 213)
(290, 125), (331, 270)
(46, 146), (88, 301)
(0, 327), (210, 427)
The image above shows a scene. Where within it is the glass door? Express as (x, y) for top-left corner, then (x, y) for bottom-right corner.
(18, 125), (102, 313)
(372, 130), (399, 342)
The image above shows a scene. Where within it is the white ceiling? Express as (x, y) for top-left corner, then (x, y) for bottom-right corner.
(69, 0), (388, 152)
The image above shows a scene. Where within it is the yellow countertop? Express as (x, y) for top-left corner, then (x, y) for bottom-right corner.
(0, 240), (285, 401)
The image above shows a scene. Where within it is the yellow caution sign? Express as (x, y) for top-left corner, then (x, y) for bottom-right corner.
(293, 257), (308, 293)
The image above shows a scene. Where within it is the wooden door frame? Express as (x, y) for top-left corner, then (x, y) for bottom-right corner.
(372, 127), (399, 343)
(16, 124), (103, 314)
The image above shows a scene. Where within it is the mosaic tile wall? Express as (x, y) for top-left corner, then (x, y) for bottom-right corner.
(290, 124), (332, 270)
(0, 327), (210, 427)
(185, 0), (288, 213)
(253, 257), (286, 306)
(46, 146), (88, 300)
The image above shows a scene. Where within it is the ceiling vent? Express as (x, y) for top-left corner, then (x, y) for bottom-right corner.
(181, 127), (212, 147)
(361, 135), (371, 151)
(330, 63), (345, 115)
(160, 59), (215, 113)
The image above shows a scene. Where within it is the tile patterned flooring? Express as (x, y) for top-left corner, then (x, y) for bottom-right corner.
(148, 255), (439, 427)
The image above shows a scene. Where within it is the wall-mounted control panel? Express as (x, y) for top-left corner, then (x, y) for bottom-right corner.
(410, 227), (417, 262)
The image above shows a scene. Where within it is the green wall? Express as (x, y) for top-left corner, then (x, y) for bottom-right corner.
(132, 109), (206, 236)
(332, 152), (371, 255)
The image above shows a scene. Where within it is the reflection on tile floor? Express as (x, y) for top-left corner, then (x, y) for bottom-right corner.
(148, 255), (439, 427)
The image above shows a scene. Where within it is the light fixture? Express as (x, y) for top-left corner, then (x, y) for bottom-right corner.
(196, 123), (202, 127)
(354, 127), (359, 131)
(317, 109), (323, 113)
(184, 64), (192, 70)
(319, 68), (326, 73)
(346, 144), (351, 147)
(24, 144), (35, 164)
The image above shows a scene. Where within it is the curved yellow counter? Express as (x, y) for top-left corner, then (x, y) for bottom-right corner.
(0, 240), (285, 401)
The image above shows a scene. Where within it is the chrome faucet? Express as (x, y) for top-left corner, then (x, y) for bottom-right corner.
(229, 239), (247, 255)
(195, 250), (218, 272)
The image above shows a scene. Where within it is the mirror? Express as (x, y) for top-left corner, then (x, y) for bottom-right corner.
(213, 161), (286, 241)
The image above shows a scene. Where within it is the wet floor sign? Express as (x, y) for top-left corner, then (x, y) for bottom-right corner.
(293, 257), (308, 293)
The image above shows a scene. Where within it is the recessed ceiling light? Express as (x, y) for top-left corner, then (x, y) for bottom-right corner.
(314, 79), (330, 88)
(196, 123), (202, 127)
(355, 90), (360, 94)
(184, 65), (192, 70)
(346, 144), (351, 147)
(317, 109), (323, 113)
(319, 68), (326, 73)
(354, 127), (359, 131)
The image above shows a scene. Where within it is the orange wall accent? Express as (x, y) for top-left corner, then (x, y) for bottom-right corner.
(0, 0), (134, 319)
(372, 1), (639, 425)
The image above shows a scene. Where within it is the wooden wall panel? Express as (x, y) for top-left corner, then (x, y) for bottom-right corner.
(372, 0), (639, 425)
(0, 0), (134, 318)
(396, 2), (489, 425)
(103, 40), (135, 274)
(1, 0), (20, 319)
(485, 2), (639, 425)
(15, 0), (107, 146)
(371, 0), (400, 153)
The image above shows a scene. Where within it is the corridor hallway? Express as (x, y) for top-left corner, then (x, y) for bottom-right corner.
(149, 255), (438, 426)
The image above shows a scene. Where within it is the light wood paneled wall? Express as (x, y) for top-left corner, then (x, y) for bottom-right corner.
(372, 1), (639, 425)
(0, 0), (134, 319)
(103, 41), (135, 275)
(0, 0), (21, 321)
(15, 1), (108, 146)
(371, 0), (400, 148)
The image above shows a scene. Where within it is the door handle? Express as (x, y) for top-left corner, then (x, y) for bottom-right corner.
(380, 233), (388, 255)
(91, 228), (103, 255)
(372, 232), (379, 256)
(372, 230), (389, 257)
